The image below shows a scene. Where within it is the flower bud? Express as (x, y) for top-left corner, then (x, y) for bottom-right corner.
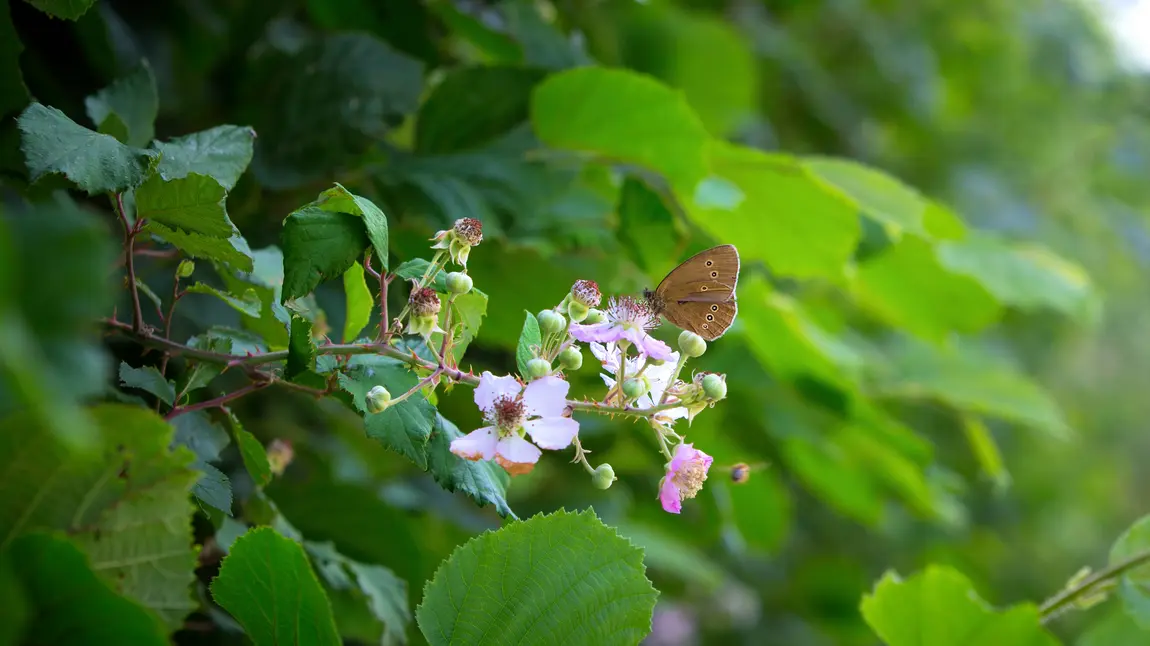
(176, 259), (196, 278)
(678, 331), (707, 358)
(366, 385), (392, 413)
(558, 346), (583, 371)
(445, 272), (473, 295)
(622, 377), (648, 400)
(571, 279), (602, 308)
(431, 217), (483, 267)
(566, 300), (589, 323)
(267, 439), (294, 476)
(526, 358), (552, 379)
(537, 309), (567, 335)
(405, 284), (445, 338)
(591, 463), (616, 489)
(582, 308), (605, 324)
(701, 373), (727, 400)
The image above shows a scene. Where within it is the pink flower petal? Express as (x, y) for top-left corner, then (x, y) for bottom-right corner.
(474, 372), (522, 413)
(449, 426), (498, 461)
(659, 476), (682, 514)
(522, 376), (569, 418)
(524, 417), (579, 450)
(495, 435), (542, 476)
(635, 332), (674, 362)
(569, 322), (623, 344)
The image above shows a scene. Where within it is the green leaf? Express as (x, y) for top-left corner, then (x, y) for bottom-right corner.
(1110, 514), (1150, 629)
(853, 236), (1000, 341)
(426, 414), (513, 517)
(171, 411), (233, 515)
(447, 289), (488, 363)
(17, 103), (157, 194)
(962, 415), (1009, 489)
(342, 261), (374, 343)
(782, 435), (884, 525)
(210, 527), (341, 646)
(219, 246), (290, 349)
(937, 233), (1096, 321)
(118, 362), (175, 406)
(315, 183), (390, 270)
(861, 565), (1058, 646)
(681, 143), (860, 279)
(152, 124), (256, 191)
(1080, 607), (1150, 646)
(185, 282), (261, 317)
(393, 258), (447, 292)
(84, 61), (158, 147)
(136, 172), (233, 238)
(22, 0), (97, 20)
(804, 157), (927, 235)
(416, 509), (656, 645)
(617, 177), (682, 280)
(281, 206), (370, 302)
(515, 310), (541, 378)
(3, 532), (168, 646)
(417, 66), (548, 154)
(339, 355), (435, 470)
(305, 540), (411, 644)
(532, 66), (710, 190)
(228, 412), (272, 487)
(287, 314), (316, 380)
(144, 223), (254, 273)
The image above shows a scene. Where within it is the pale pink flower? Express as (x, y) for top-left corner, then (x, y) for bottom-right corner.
(590, 342), (687, 426)
(569, 296), (673, 361)
(450, 372), (578, 476)
(659, 443), (713, 514)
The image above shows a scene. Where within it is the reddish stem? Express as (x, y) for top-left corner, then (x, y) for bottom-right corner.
(116, 193), (145, 333)
(164, 381), (269, 420)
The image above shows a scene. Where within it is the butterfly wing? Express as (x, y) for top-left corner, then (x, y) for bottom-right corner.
(655, 244), (740, 303)
(662, 300), (738, 341)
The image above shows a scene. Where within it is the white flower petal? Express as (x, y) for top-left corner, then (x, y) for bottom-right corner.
(524, 417), (579, 450)
(474, 372), (522, 413)
(522, 376), (569, 418)
(495, 435), (542, 475)
(449, 426), (498, 461)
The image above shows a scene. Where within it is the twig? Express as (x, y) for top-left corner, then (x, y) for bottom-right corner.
(114, 193), (145, 333)
(1039, 549), (1150, 623)
(164, 381), (269, 420)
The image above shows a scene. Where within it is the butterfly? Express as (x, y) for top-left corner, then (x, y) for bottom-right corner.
(643, 244), (740, 341)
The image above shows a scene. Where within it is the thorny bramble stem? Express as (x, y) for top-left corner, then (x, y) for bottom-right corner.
(164, 381), (269, 420)
(114, 192), (145, 334)
(156, 268), (185, 406)
(388, 368), (444, 408)
(1038, 548), (1150, 623)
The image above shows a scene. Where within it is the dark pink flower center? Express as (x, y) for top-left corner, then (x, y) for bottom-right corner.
(491, 395), (526, 433)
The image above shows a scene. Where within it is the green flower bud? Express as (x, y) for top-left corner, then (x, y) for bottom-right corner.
(582, 308), (605, 324)
(678, 330), (707, 358)
(537, 309), (567, 335)
(366, 385), (392, 413)
(567, 300), (590, 323)
(558, 346), (583, 371)
(591, 463), (616, 490)
(701, 373), (727, 400)
(622, 377), (648, 400)
(176, 259), (196, 278)
(526, 357), (552, 379)
(445, 272), (473, 295)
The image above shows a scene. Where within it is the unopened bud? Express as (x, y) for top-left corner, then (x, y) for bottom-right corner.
(592, 463), (616, 489)
(571, 279), (602, 308)
(622, 377), (648, 400)
(446, 272), (473, 295)
(558, 346), (583, 371)
(176, 259), (196, 278)
(409, 285), (441, 317)
(366, 385), (392, 413)
(701, 373), (727, 400)
(678, 331), (707, 358)
(526, 358), (552, 379)
(567, 300), (589, 323)
(537, 309), (567, 335)
(582, 308), (605, 324)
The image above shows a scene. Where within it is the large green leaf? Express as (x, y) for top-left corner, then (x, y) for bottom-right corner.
(681, 143), (859, 279)
(118, 362), (175, 406)
(136, 173), (234, 238)
(338, 355), (435, 470)
(426, 414), (513, 518)
(446, 289), (488, 363)
(531, 66), (710, 190)
(211, 527), (341, 646)
(1110, 514), (1150, 629)
(804, 157), (928, 235)
(416, 509), (657, 645)
(343, 261), (374, 342)
(2, 532), (168, 645)
(152, 125), (256, 191)
(861, 565), (1059, 646)
(17, 103), (156, 194)
(315, 183), (389, 269)
(417, 66), (548, 154)
(84, 61), (158, 147)
(281, 206), (370, 302)
(144, 223), (254, 273)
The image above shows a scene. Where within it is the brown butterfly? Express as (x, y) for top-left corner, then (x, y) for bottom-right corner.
(644, 244), (740, 341)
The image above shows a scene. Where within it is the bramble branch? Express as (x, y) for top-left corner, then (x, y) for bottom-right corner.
(1038, 548), (1150, 623)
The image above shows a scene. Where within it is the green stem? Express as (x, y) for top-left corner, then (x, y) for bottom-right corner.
(571, 436), (595, 475)
(658, 352), (689, 406)
(388, 368), (443, 407)
(1038, 549), (1150, 623)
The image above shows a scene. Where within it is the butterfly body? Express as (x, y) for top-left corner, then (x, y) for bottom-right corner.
(645, 244), (740, 341)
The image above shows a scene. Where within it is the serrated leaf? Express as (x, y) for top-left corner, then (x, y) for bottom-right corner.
(17, 103), (156, 194)
(185, 282), (261, 317)
(448, 289), (487, 362)
(3, 532), (169, 646)
(343, 261), (374, 343)
(861, 565), (1058, 646)
(152, 124), (256, 191)
(281, 206), (370, 302)
(287, 314), (316, 380)
(189, 462), (232, 515)
(144, 223), (254, 272)
(211, 527), (341, 646)
(305, 540), (410, 644)
(84, 61), (158, 147)
(316, 183), (390, 270)
(426, 414), (513, 518)
(515, 311), (540, 378)
(118, 362), (175, 405)
(338, 355), (435, 470)
(417, 66), (548, 154)
(22, 0), (97, 20)
(228, 412), (272, 487)
(416, 509), (656, 645)
(804, 157), (927, 235)
(393, 258), (447, 292)
(136, 173), (233, 238)
(1110, 514), (1150, 629)
(532, 66), (709, 190)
